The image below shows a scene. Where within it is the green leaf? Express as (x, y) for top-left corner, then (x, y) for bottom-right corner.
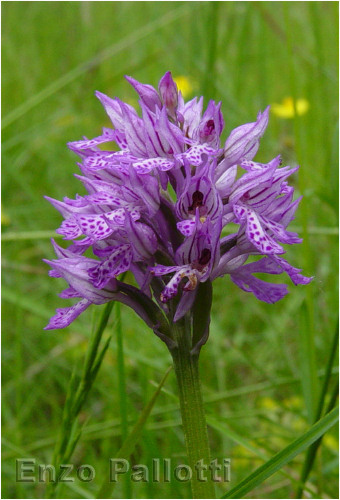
(83, 302), (114, 380)
(114, 301), (132, 498)
(297, 320), (339, 496)
(96, 365), (172, 499)
(47, 303), (114, 498)
(222, 406), (339, 498)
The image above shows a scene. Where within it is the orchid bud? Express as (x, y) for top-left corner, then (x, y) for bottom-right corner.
(158, 71), (178, 119)
(125, 75), (161, 112)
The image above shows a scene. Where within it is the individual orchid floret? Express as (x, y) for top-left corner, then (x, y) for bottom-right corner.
(151, 215), (222, 307)
(226, 158), (302, 256)
(177, 95), (204, 138)
(44, 254), (118, 330)
(45, 72), (311, 333)
(195, 100), (224, 148)
(176, 158), (222, 236)
(222, 106), (269, 169)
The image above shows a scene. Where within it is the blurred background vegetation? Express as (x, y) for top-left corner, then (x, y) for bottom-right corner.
(2, 1), (338, 498)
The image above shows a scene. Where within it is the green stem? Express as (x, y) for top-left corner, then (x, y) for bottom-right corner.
(170, 322), (215, 499)
(116, 302), (132, 498)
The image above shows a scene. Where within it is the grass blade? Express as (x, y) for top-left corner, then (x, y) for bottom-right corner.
(222, 406), (339, 498)
(207, 417), (315, 496)
(46, 302), (114, 498)
(297, 321), (339, 496)
(314, 320), (339, 421)
(116, 303), (128, 442)
(97, 365), (173, 499)
(115, 302), (132, 498)
(296, 320), (338, 497)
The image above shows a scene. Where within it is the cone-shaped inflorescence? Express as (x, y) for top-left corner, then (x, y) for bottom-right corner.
(45, 72), (311, 332)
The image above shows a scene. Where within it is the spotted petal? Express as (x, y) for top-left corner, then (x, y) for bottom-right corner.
(59, 287), (82, 299)
(75, 214), (113, 240)
(132, 157), (175, 173)
(44, 298), (91, 330)
(85, 192), (124, 207)
(83, 152), (137, 171)
(150, 264), (182, 276)
(88, 245), (133, 288)
(177, 220), (196, 237)
(176, 144), (221, 167)
(234, 205), (284, 254)
(68, 128), (116, 151)
(56, 218), (82, 240)
(263, 217), (302, 245)
(160, 266), (194, 302)
(75, 209), (140, 241)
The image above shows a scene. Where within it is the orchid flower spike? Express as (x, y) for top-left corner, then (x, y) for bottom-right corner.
(45, 72), (312, 346)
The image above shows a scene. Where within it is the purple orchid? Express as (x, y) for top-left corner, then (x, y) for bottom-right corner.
(45, 71), (311, 346)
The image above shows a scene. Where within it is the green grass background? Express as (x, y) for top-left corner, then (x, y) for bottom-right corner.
(2, 1), (338, 498)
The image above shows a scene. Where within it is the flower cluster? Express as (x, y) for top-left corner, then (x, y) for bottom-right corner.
(45, 72), (311, 330)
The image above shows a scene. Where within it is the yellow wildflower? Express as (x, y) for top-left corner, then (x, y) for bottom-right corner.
(174, 76), (195, 98)
(282, 395), (303, 409)
(258, 396), (280, 410)
(1, 206), (11, 226)
(323, 434), (338, 451)
(271, 97), (310, 119)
